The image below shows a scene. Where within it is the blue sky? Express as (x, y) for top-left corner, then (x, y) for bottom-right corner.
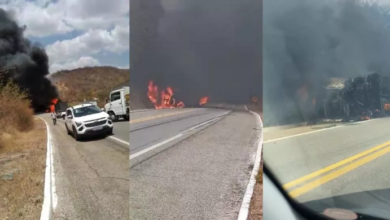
(2, 0), (129, 73)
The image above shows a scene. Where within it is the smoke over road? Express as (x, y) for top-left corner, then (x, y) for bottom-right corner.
(264, 0), (390, 126)
(131, 0), (262, 105)
(0, 9), (57, 112)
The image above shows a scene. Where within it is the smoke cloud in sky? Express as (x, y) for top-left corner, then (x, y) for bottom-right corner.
(263, 0), (390, 125)
(131, 0), (262, 105)
(0, 8), (58, 112)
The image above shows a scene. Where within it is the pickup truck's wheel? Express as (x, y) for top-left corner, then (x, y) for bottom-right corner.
(72, 126), (81, 141)
(65, 124), (71, 135)
(108, 112), (116, 121)
(63, 115), (65, 120)
(124, 115), (129, 121)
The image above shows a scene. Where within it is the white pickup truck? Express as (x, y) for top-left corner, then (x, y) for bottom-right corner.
(104, 86), (130, 121)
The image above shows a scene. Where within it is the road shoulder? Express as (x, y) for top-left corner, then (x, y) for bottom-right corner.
(246, 107), (263, 220)
(249, 162), (263, 220)
(0, 117), (47, 219)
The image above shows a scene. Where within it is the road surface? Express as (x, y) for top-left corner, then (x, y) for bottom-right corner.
(111, 119), (130, 144)
(40, 114), (129, 220)
(129, 108), (261, 220)
(264, 117), (390, 210)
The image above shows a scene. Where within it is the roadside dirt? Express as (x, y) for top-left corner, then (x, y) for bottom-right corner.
(246, 105), (263, 220)
(0, 117), (47, 220)
(249, 160), (263, 220)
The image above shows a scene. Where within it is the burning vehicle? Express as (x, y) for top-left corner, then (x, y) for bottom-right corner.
(54, 99), (68, 119)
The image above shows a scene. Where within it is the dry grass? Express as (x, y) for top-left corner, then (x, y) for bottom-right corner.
(50, 66), (130, 107)
(0, 117), (46, 220)
(0, 79), (34, 136)
(0, 80), (46, 219)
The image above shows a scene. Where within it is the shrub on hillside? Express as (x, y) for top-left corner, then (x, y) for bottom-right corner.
(0, 79), (34, 133)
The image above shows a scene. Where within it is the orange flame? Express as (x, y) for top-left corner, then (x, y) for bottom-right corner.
(147, 81), (185, 109)
(384, 103), (390, 111)
(147, 81), (209, 109)
(199, 96), (208, 105)
(177, 102), (184, 108)
(48, 98), (58, 112)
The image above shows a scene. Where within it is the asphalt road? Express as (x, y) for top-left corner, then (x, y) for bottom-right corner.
(40, 114), (129, 220)
(129, 108), (261, 220)
(112, 119), (130, 144)
(264, 117), (390, 207)
(130, 108), (228, 155)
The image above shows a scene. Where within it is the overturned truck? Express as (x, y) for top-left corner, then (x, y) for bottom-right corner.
(340, 73), (385, 120)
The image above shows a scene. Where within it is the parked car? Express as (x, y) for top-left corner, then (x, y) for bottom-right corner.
(64, 103), (113, 141)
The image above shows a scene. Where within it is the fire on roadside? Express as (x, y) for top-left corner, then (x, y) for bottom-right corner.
(147, 81), (184, 109)
(199, 96), (208, 105)
(147, 81), (208, 109)
(46, 98), (58, 112)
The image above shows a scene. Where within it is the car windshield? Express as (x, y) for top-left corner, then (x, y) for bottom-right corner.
(264, 0), (390, 219)
(73, 105), (101, 117)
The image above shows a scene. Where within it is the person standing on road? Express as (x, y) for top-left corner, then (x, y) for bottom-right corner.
(51, 111), (57, 125)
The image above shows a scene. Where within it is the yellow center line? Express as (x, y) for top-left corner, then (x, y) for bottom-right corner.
(130, 110), (194, 124)
(283, 140), (390, 190)
(289, 145), (390, 198)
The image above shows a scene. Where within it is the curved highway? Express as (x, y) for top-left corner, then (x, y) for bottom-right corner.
(41, 114), (129, 220)
(130, 108), (261, 219)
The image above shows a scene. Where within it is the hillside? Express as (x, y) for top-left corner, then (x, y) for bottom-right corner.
(50, 66), (131, 108)
(50, 66), (150, 109)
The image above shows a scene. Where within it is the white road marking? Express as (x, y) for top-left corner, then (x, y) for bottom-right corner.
(130, 111), (230, 160)
(39, 116), (57, 220)
(107, 135), (129, 146)
(263, 118), (379, 144)
(237, 111), (263, 220)
(263, 125), (342, 144)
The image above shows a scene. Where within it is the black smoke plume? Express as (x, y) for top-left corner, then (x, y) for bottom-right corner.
(131, 0), (262, 105)
(0, 9), (58, 112)
(264, 0), (390, 126)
